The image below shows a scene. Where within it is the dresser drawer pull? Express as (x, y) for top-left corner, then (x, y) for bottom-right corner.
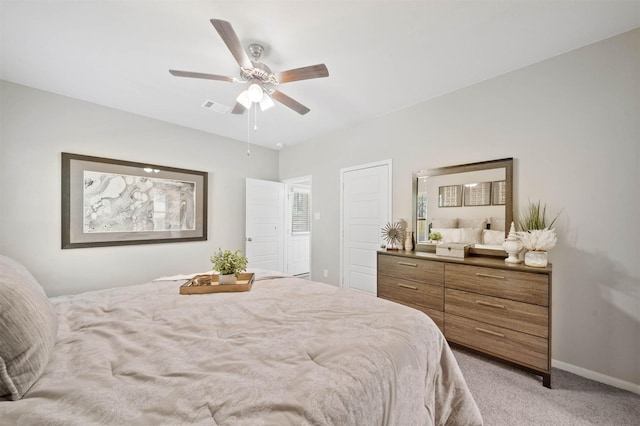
(397, 261), (418, 267)
(475, 327), (505, 338)
(475, 272), (505, 279)
(475, 300), (505, 309)
(397, 283), (418, 290)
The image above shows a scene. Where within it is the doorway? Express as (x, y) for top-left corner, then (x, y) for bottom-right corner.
(245, 177), (311, 277)
(284, 176), (311, 278)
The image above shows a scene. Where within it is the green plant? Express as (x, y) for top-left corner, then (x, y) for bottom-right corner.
(429, 231), (443, 241)
(518, 200), (561, 232)
(210, 248), (248, 276)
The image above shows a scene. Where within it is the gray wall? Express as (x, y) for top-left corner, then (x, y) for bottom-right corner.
(279, 29), (640, 388)
(0, 81), (279, 296)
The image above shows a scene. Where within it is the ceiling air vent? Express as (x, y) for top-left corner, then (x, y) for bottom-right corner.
(201, 100), (231, 114)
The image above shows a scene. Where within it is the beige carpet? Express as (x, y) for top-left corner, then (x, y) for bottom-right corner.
(452, 347), (640, 426)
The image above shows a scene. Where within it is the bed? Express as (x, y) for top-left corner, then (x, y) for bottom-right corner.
(429, 217), (506, 251)
(0, 255), (482, 425)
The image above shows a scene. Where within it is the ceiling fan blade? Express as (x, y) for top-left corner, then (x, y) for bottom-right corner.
(271, 90), (310, 115)
(169, 70), (238, 83)
(231, 102), (246, 114)
(210, 19), (253, 69)
(275, 64), (329, 84)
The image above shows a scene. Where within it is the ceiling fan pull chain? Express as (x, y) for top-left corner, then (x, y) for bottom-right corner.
(254, 102), (258, 131)
(246, 105), (251, 156)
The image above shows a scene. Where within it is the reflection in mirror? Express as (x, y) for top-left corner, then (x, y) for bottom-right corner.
(413, 158), (513, 256)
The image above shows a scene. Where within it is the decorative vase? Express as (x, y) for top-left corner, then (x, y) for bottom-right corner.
(503, 222), (523, 264)
(405, 231), (415, 251)
(218, 273), (237, 285)
(524, 251), (548, 268)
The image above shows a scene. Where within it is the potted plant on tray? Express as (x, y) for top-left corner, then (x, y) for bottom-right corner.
(517, 200), (561, 267)
(210, 248), (249, 284)
(429, 231), (443, 244)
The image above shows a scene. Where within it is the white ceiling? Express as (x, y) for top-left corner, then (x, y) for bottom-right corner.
(1, 1), (639, 150)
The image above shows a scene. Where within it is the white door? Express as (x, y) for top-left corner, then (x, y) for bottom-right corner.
(341, 161), (391, 295)
(245, 178), (284, 272)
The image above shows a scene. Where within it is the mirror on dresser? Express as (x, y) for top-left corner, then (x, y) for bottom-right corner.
(412, 158), (513, 256)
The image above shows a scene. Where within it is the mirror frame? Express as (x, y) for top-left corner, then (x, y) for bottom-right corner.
(412, 157), (513, 257)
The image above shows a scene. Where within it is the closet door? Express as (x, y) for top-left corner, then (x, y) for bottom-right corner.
(341, 161), (391, 296)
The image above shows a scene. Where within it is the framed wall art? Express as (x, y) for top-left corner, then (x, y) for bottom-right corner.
(62, 153), (207, 249)
(492, 180), (506, 205)
(463, 181), (491, 206)
(438, 185), (463, 207)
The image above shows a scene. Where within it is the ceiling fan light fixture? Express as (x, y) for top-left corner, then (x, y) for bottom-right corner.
(247, 83), (264, 103)
(259, 94), (275, 111)
(236, 90), (252, 109)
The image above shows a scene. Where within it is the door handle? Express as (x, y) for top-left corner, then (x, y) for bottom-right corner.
(247, 237), (253, 242)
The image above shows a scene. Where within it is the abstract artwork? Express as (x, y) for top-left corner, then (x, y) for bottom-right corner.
(491, 180), (506, 205)
(463, 181), (491, 207)
(438, 185), (463, 207)
(62, 153), (207, 248)
(83, 172), (196, 233)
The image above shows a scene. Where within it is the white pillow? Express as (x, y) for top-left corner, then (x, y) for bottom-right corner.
(431, 228), (461, 243)
(490, 217), (506, 232)
(482, 229), (506, 245)
(431, 218), (458, 229)
(0, 255), (58, 400)
(458, 218), (487, 230)
(459, 228), (483, 244)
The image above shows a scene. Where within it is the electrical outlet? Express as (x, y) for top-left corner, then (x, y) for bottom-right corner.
(323, 269), (328, 278)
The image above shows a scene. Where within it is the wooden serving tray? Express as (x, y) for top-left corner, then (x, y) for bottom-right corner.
(179, 273), (255, 295)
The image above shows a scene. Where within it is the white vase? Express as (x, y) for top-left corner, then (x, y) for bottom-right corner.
(405, 232), (414, 251)
(503, 222), (523, 264)
(524, 251), (548, 268)
(218, 273), (237, 285)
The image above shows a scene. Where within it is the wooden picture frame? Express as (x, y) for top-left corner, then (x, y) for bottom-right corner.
(438, 185), (463, 207)
(62, 152), (207, 249)
(492, 180), (506, 205)
(463, 181), (491, 206)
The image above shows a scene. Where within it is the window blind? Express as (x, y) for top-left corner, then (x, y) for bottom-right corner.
(291, 191), (310, 233)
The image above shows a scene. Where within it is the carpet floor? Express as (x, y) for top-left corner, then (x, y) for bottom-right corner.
(452, 347), (640, 425)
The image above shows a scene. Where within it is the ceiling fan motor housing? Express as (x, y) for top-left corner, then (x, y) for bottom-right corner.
(241, 61), (276, 84)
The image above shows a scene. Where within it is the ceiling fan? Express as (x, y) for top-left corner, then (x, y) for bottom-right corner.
(170, 19), (329, 115)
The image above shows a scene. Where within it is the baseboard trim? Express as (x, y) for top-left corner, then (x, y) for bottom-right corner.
(552, 359), (640, 395)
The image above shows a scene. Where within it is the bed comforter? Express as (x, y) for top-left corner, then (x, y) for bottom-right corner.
(0, 273), (482, 425)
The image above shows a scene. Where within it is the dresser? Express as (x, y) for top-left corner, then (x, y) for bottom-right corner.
(377, 250), (552, 387)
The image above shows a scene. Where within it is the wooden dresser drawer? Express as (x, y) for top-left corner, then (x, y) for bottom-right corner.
(378, 275), (443, 311)
(445, 288), (548, 338)
(445, 263), (549, 306)
(378, 254), (444, 285)
(445, 313), (549, 371)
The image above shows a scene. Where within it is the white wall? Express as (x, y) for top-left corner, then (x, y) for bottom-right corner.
(0, 81), (279, 296)
(279, 29), (640, 388)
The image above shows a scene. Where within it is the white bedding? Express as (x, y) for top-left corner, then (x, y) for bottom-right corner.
(0, 273), (482, 425)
